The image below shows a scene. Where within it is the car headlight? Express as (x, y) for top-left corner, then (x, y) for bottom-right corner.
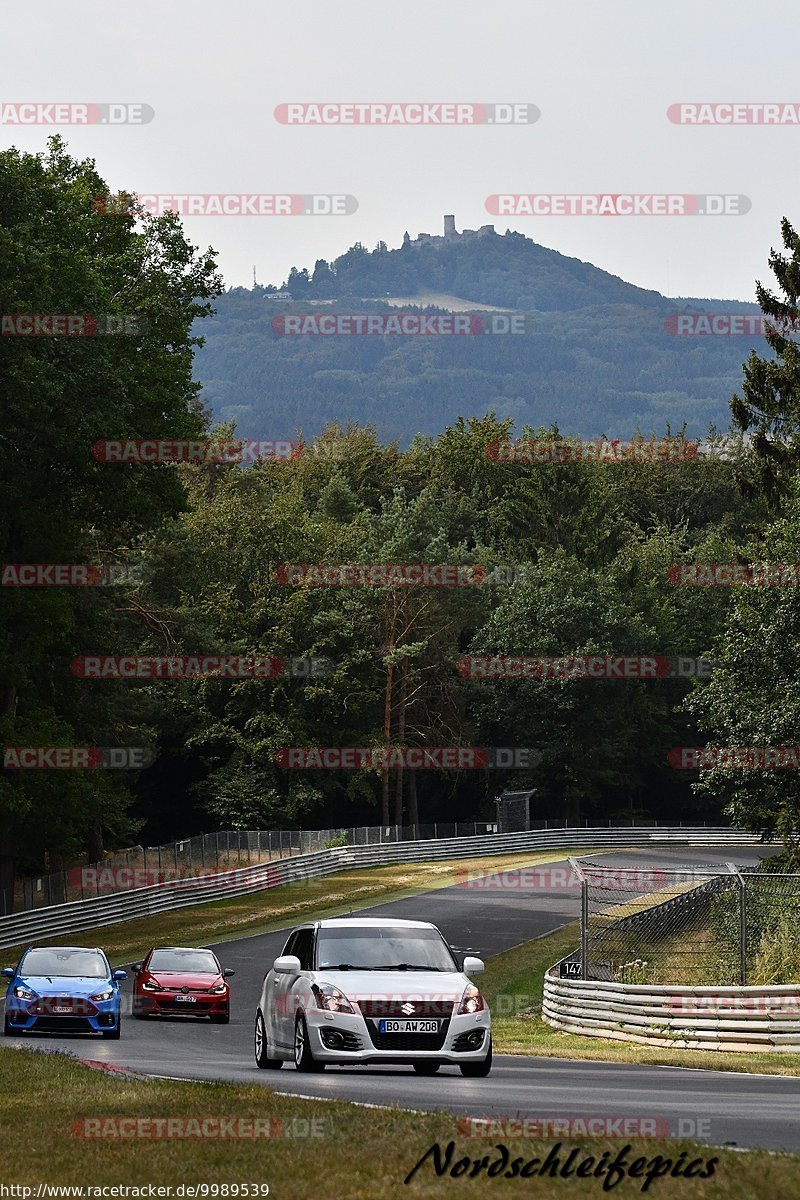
(312, 983), (355, 1014)
(90, 989), (114, 1002)
(12, 985), (36, 1001)
(209, 983), (227, 994)
(141, 981), (160, 991)
(457, 984), (486, 1015)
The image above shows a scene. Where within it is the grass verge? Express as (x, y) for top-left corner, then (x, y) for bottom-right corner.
(2, 1046), (799, 1197)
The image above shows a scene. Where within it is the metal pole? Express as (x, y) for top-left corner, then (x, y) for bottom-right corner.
(727, 862), (747, 986)
(569, 857), (589, 980)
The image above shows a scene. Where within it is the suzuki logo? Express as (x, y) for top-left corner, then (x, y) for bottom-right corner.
(400, 1002), (415, 1015)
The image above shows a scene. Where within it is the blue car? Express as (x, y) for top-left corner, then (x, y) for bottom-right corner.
(2, 945), (126, 1038)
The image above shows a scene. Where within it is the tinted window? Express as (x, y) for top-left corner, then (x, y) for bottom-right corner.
(293, 929), (314, 970)
(21, 948), (108, 978)
(148, 949), (219, 973)
(315, 927), (456, 971)
(281, 931), (300, 957)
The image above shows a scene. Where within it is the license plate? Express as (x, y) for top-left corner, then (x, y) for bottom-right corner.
(52, 1006), (73, 1013)
(174, 995), (196, 1003)
(378, 1019), (439, 1033)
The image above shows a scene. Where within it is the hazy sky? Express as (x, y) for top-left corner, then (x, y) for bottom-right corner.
(3, 0), (798, 300)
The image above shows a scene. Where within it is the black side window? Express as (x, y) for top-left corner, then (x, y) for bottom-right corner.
(293, 929), (314, 970)
(282, 931), (299, 957)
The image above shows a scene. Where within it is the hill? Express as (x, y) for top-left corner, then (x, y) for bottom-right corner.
(193, 227), (763, 442)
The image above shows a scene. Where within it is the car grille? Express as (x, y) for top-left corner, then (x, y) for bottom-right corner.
(153, 997), (216, 1011)
(365, 1019), (450, 1051)
(358, 1000), (454, 1019)
(32, 1016), (94, 1031)
(30, 998), (98, 1017)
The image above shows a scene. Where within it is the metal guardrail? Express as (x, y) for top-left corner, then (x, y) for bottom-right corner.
(542, 970), (800, 1051)
(0, 826), (763, 954)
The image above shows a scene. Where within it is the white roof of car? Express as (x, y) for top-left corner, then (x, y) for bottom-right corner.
(317, 917), (434, 929)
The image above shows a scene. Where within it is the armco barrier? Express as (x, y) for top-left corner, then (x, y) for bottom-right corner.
(0, 826), (763, 954)
(543, 970), (800, 1052)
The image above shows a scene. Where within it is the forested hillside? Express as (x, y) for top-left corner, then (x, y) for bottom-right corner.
(194, 230), (763, 442)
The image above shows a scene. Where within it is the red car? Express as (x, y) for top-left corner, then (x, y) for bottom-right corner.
(132, 946), (234, 1023)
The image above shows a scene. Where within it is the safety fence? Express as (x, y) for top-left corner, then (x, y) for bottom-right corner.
(564, 858), (800, 986)
(0, 825), (761, 954)
(9, 818), (733, 914)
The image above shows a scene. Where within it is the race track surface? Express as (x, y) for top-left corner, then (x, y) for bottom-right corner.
(5, 845), (800, 1153)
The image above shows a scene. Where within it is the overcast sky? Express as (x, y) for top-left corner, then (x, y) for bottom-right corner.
(3, 0), (798, 301)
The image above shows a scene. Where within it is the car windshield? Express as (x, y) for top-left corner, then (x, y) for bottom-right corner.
(148, 949), (220, 974)
(315, 926), (457, 971)
(21, 949), (108, 978)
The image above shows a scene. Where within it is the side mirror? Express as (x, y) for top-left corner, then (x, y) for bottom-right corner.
(223, 968), (235, 978)
(113, 970), (127, 981)
(462, 956), (485, 977)
(132, 963), (143, 974)
(273, 955), (302, 976)
(1, 967), (14, 979)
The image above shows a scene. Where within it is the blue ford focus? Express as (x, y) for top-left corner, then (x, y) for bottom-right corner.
(2, 946), (126, 1038)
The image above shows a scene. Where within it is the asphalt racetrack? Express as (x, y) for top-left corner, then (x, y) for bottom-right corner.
(5, 845), (800, 1153)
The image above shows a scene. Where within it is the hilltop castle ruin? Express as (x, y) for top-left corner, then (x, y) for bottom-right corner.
(403, 215), (495, 248)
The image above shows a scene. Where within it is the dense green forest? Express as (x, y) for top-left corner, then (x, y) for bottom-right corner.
(195, 230), (764, 443)
(3, 141), (800, 908)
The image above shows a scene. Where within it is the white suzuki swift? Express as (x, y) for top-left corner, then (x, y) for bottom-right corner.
(254, 917), (491, 1075)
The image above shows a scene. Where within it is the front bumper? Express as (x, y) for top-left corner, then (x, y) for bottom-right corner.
(5, 995), (120, 1034)
(304, 1006), (491, 1064)
(133, 990), (229, 1017)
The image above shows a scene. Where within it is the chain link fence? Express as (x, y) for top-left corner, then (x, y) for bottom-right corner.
(8, 817), (724, 916)
(567, 857), (800, 986)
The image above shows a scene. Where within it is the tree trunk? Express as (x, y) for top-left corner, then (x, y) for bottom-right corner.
(0, 685), (17, 913)
(407, 766), (419, 833)
(87, 823), (105, 865)
(381, 657), (393, 828)
(393, 656), (408, 828)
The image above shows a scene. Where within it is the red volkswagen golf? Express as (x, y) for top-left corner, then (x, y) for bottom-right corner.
(132, 946), (234, 1023)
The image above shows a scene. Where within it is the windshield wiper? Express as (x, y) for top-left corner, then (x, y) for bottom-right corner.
(320, 963), (377, 971)
(375, 964), (442, 971)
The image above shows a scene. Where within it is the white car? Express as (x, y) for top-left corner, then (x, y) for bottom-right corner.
(254, 917), (491, 1075)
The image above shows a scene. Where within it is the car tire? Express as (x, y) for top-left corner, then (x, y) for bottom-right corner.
(294, 1013), (325, 1073)
(459, 1037), (492, 1077)
(412, 1061), (440, 1075)
(101, 1016), (122, 1040)
(3, 1016), (22, 1036)
(210, 1011), (230, 1025)
(254, 1010), (282, 1070)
